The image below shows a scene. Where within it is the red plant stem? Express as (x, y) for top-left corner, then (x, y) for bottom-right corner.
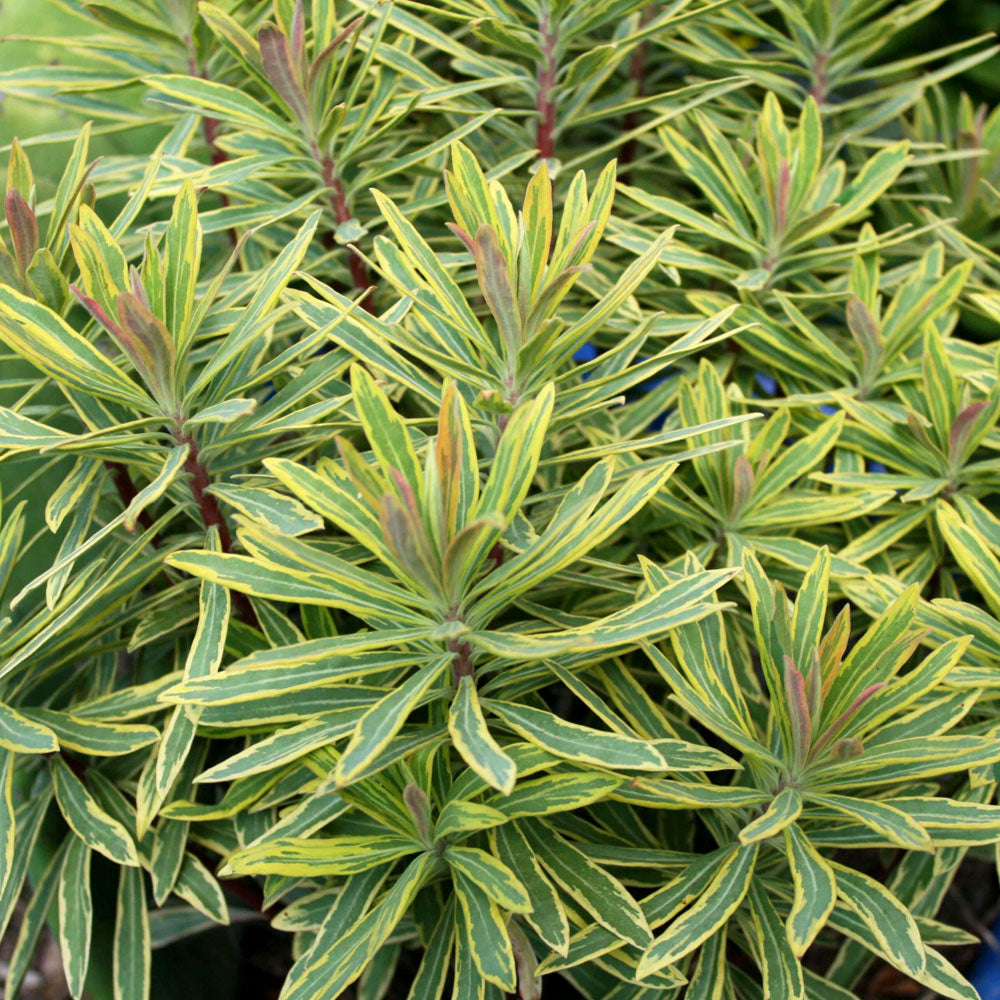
(175, 431), (233, 552)
(225, 877), (270, 916)
(536, 11), (559, 160)
(186, 44), (238, 247)
(811, 50), (829, 104)
(622, 6), (656, 170)
(173, 429), (258, 628)
(448, 637), (476, 682)
(201, 114), (228, 168)
(61, 749), (89, 784)
(315, 147), (376, 313)
(104, 460), (159, 544)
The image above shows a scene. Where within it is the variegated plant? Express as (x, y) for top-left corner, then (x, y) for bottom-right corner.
(0, 2), (999, 1000)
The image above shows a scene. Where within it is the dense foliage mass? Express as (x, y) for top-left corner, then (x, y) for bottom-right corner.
(0, 1), (999, 998)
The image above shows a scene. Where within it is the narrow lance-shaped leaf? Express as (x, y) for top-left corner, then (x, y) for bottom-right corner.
(0, 701), (58, 753)
(163, 180), (202, 354)
(519, 818), (651, 948)
(114, 865), (151, 1000)
(0, 750), (13, 899)
(0, 285), (154, 410)
(258, 23), (313, 130)
(59, 834), (93, 998)
(638, 843), (759, 977)
(51, 756), (139, 867)
(445, 846), (531, 913)
(831, 862), (926, 978)
(335, 655), (452, 786)
(738, 786), (802, 844)
(450, 676), (516, 794)
(473, 224), (521, 364)
(783, 822), (836, 956)
(5, 188), (37, 275)
(453, 868), (517, 991)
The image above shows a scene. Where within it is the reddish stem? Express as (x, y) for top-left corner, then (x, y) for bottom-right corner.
(316, 149), (376, 313)
(187, 44), (238, 247)
(448, 637), (476, 683)
(173, 429), (258, 628)
(201, 115), (227, 168)
(811, 50), (829, 104)
(104, 460), (159, 545)
(536, 11), (559, 160)
(61, 750), (89, 785)
(175, 431), (233, 552)
(622, 6), (656, 170)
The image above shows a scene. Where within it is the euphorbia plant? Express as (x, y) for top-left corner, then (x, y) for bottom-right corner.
(0, 2), (998, 1000)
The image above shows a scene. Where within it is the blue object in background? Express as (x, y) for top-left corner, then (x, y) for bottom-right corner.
(820, 403), (837, 416)
(754, 372), (777, 397)
(573, 342), (675, 430)
(969, 926), (1000, 1000)
(868, 460), (886, 474)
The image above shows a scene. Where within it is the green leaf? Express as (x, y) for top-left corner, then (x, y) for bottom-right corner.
(58, 835), (93, 998)
(114, 865), (151, 1000)
(449, 675), (517, 795)
(186, 398), (257, 426)
(746, 879), (806, 999)
(491, 822), (569, 954)
(638, 843), (758, 977)
(738, 786), (802, 844)
(166, 547), (431, 624)
(0, 794), (50, 944)
(173, 853), (229, 924)
(5, 836), (67, 998)
(350, 363), (424, 494)
(445, 846), (530, 912)
(434, 800), (507, 840)
(489, 772), (620, 819)
(280, 865), (394, 1000)
(471, 566), (739, 656)
(831, 862), (926, 977)
(406, 900), (456, 1000)
(145, 74), (297, 136)
(520, 818), (651, 948)
(26, 709), (158, 756)
(195, 709), (363, 783)
(0, 750), (12, 899)
(0, 285), (153, 410)
(937, 503), (1000, 618)
(453, 868), (516, 991)
(484, 699), (669, 771)
(791, 546), (830, 670)
(45, 457), (99, 532)
(0, 700), (58, 753)
(226, 833), (421, 877)
(806, 792), (932, 851)
(783, 823), (836, 956)
(191, 211), (320, 394)
(163, 180), (201, 353)
(161, 647), (427, 706)
(51, 757), (140, 867)
(335, 655), (452, 786)
(209, 484), (322, 536)
(123, 444), (189, 532)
